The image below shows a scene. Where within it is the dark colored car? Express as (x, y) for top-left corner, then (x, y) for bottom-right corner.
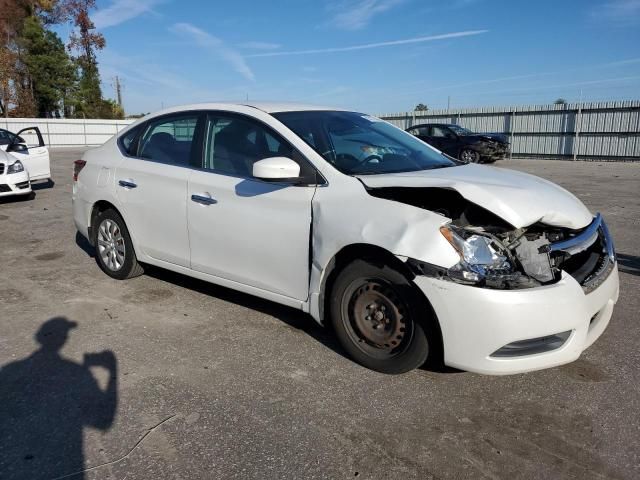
(406, 123), (509, 163)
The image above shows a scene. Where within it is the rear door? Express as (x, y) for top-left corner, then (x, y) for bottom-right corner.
(187, 112), (317, 300)
(114, 112), (203, 267)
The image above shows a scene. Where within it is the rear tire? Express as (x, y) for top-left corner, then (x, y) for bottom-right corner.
(93, 208), (144, 280)
(329, 259), (431, 374)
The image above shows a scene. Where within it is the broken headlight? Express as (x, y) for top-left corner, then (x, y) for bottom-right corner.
(440, 225), (522, 287)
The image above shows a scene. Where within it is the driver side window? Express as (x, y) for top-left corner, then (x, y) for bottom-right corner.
(203, 113), (316, 181)
(431, 126), (453, 138)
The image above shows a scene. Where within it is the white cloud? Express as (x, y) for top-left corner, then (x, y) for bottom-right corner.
(239, 41), (281, 50)
(328, 0), (405, 30)
(246, 30), (489, 58)
(591, 0), (640, 24)
(93, 0), (164, 29)
(604, 57), (640, 67)
(169, 23), (255, 81)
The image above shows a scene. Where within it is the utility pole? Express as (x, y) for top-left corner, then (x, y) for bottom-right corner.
(114, 76), (123, 108)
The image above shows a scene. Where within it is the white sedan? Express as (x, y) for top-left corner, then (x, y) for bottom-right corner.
(72, 103), (619, 374)
(0, 127), (51, 198)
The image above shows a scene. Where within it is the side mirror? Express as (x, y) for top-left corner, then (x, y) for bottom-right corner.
(252, 157), (300, 181)
(6, 143), (28, 153)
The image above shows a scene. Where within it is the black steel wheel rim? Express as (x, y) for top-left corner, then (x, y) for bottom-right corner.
(341, 279), (414, 359)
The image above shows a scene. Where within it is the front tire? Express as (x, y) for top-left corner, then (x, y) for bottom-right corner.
(460, 148), (481, 163)
(93, 208), (144, 280)
(329, 260), (431, 374)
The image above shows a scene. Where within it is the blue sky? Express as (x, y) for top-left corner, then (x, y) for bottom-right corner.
(59, 0), (640, 114)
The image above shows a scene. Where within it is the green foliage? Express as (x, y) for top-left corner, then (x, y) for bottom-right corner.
(414, 103), (429, 112)
(20, 16), (76, 117)
(2, 1), (122, 118)
(554, 98), (568, 105)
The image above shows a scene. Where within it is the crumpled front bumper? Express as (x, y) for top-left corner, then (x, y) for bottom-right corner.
(478, 142), (509, 160)
(414, 262), (619, 375)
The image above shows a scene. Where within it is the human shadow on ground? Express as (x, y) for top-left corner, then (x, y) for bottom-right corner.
(0, 317), (117, 480)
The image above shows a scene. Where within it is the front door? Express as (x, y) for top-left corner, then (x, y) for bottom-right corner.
(187, 112), (316, 300)
(3, 127), (50, 180)
(430, 126), (458, 156)
(114, 113), (203, 267)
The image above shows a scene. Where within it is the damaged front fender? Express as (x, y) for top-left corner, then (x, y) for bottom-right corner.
(306, 176), (461, 323)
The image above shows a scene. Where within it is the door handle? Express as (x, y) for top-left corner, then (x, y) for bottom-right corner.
(191, 194), (217, 205)
(118, 179), (137, 189)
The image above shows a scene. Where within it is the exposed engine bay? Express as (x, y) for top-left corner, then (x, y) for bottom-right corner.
(367, 186), (614, 291)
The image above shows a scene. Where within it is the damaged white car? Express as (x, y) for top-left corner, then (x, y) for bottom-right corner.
(72, 104), (619, 374)
(0, 127), (51, 198)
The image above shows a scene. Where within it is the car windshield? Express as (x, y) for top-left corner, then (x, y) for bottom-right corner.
(0, 129), (18, 145)
(272, 111), (456, 175)
(448, 125), (474, 136)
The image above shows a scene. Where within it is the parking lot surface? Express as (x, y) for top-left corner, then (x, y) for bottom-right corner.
(1, 149), (639, 480)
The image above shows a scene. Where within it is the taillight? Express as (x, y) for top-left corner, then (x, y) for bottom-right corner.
(73, 159), (86, 181)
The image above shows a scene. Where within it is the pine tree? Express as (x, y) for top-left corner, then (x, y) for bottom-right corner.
(20, 16), (77, 117)
(65, 0), (107, 118)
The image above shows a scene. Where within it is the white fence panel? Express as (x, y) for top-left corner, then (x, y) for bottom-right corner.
(4, 102), (640, 160)
(1, 118), (135, 147)
(377, 100), (640, 160)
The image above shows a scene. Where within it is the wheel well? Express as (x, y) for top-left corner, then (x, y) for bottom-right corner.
(89, 200), (121, 246)
(319, 243), (444, 366)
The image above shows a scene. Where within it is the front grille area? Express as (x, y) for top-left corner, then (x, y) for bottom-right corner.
(547, 214), (615, 293)
(484, 143), (509, 158)
(0, 163), (5, 174)
(0, 184), (11, 192)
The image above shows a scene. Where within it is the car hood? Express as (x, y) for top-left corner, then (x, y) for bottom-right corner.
(475, 133), (508, 144)
(356, 164), (593, 229)
(0, 148), (13, 164)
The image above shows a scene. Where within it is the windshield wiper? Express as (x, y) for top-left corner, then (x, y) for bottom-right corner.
(427, 164), (454, 170)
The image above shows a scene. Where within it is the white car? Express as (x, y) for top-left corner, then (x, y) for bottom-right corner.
(0, 127), (51, 198)
(72, 103), (619, 375)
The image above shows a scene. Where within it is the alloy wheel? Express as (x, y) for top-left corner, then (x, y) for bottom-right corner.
(460, 149), (480, 163)
(97, 219), (126, 272)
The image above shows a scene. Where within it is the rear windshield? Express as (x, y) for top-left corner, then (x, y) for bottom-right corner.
(272, 111), (456, 175)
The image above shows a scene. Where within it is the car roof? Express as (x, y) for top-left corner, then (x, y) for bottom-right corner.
(152, 102), (349, 115)
(409, 123), (455, 128)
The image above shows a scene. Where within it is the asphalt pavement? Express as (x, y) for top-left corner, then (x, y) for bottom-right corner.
(1, 149), (639, 479)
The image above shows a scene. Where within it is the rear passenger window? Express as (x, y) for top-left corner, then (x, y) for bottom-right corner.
(137, 115), (199, 166)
